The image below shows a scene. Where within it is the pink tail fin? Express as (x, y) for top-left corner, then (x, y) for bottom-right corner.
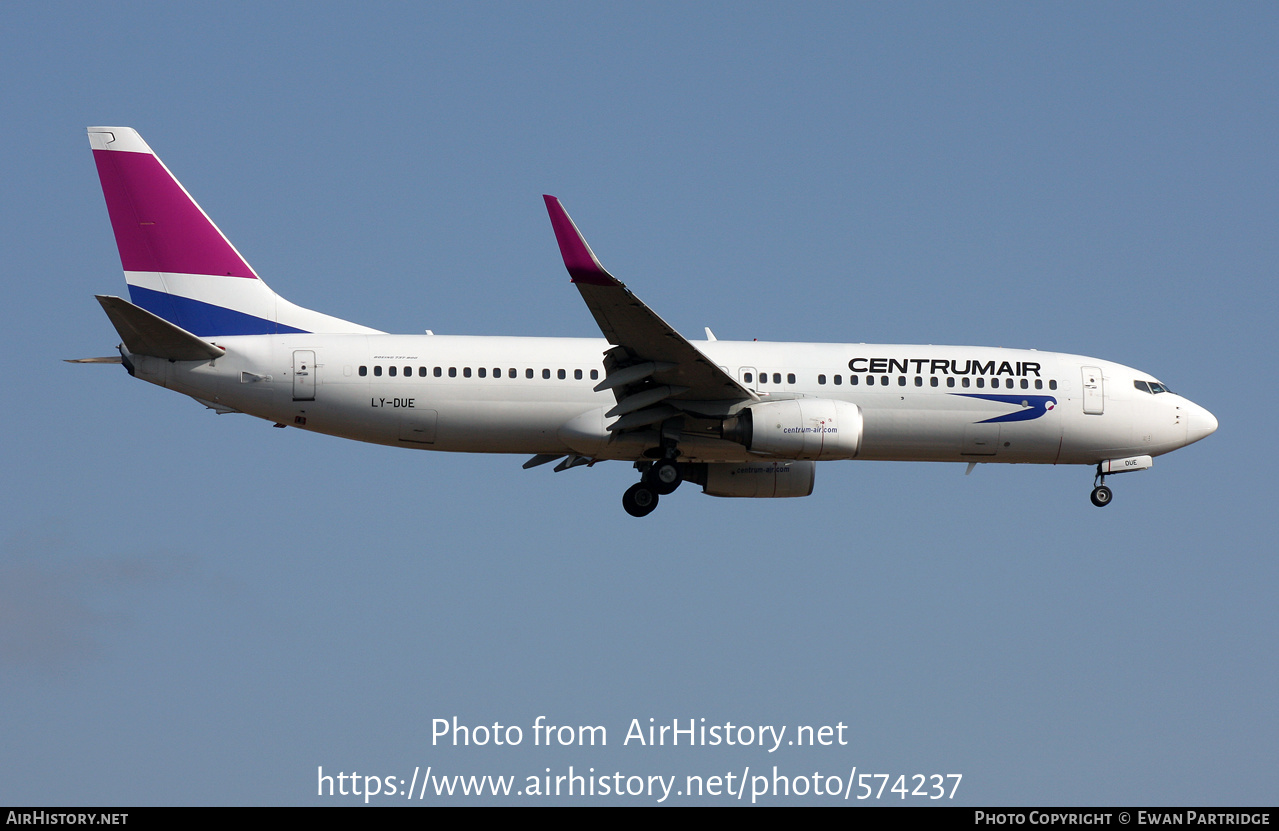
(88, 128), (378, 336)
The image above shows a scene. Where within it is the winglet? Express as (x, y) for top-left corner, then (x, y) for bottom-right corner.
(543, 195), (618, 286)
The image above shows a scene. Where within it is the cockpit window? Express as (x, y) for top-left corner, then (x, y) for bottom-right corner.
(1135, 379), (1172, 394)
(1148, 382), (1171, 394)
(1134, 380), (1151, 393)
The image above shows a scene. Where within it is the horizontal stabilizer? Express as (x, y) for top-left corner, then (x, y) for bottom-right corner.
(65, 356), (123, 364)
(95, 295), (226, 361)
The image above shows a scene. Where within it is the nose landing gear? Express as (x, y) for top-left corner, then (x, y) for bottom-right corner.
(1090, 464), (1113, 507)
(1087, 455), (1154, 507)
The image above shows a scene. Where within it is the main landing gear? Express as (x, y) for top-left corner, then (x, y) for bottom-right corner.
(621, 457), (684, 517)
(1090, 465), (1113, 508)
(650, 459), (682, 495)
(622, 481), (659, 517)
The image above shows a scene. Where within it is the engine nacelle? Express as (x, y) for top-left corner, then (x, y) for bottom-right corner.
(695, 460), (816, 498)
(723, 399), (863, 460)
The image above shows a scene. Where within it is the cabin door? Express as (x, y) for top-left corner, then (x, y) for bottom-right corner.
(292, 350), (316, 401)
(1081, 366), (1104, 415)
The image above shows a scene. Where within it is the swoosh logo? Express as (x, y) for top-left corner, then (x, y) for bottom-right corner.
(953, 394), (1058, 424)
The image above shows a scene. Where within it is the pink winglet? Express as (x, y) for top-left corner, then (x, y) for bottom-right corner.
(542, 195), (616, 286)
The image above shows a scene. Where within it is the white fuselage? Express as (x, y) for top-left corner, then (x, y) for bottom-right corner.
(124, 334), (1216, 467)
(83, 127), (1218, 512)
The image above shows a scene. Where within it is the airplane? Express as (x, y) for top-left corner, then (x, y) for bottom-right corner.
(77, 127), (1218, 517)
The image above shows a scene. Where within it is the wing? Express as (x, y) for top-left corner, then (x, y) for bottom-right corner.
(543, 196), (756, 429)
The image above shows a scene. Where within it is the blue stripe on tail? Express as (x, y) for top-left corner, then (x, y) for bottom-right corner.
(128, 285), (308, 337)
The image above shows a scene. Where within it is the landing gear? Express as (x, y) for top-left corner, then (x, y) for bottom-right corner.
(622, 454), (683, 516)
(1090, 463), (1113, 507)
(622, 482), (659, 517)
(648, 458), (682, 495)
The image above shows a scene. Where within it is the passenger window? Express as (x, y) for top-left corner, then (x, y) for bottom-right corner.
(419, 367), (427, 377)
(1034, 379), (1042, 389)
(1049, 380), (1057, 390)
(434, 367), (442, 377)
(946, 377), (955, 388)
(818, 374), (827, 385)
(374, 366), (383, 377)
(526, 368), (534, 379)
(898, 376), (906, 386)
(449, 367), (457, 377)
(930, 377), (938, 387)
(962, 377), (970, 388)
(478, 367), (487, 378)
(773, 373), (782, 384)
(590, 369), (599, 380)
(389, 366), (397, 377)
(991, 378), (999, 388)
(849, 375), (858, 386)
(558, 369), (566, 380)
(359, 366), (367, 377)
(743, 372), (753, 384)
(1020, 379), (1028, 389)
(915, 376), (923, 387)
(542, 369), (551, 379)
(509, 368), (517, 378)
(575, 369), (582, 380)
(834, 375), (843, 386)
(403, 366), (411, 377)
(880, 376), (888, 386)
(976, 378), (984, 388)
(787, 373), (796, 384)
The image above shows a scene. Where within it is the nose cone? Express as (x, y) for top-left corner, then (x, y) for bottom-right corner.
(1186, 403), (1218, 446)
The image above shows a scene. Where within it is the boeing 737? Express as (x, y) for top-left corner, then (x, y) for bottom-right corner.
(77, 127), (1217, 516)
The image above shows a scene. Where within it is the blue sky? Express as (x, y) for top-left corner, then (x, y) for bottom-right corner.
(2, 3), (1275, 805)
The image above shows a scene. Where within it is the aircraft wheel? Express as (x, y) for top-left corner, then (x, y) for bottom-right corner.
(622, 483), (660, 517)
(649, 459), (682, 495)
(1090, 485), (1113, 507)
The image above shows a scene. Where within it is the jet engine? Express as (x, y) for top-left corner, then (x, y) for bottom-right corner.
(682, 460), (816, 498)
(721, 399), (863, 460)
